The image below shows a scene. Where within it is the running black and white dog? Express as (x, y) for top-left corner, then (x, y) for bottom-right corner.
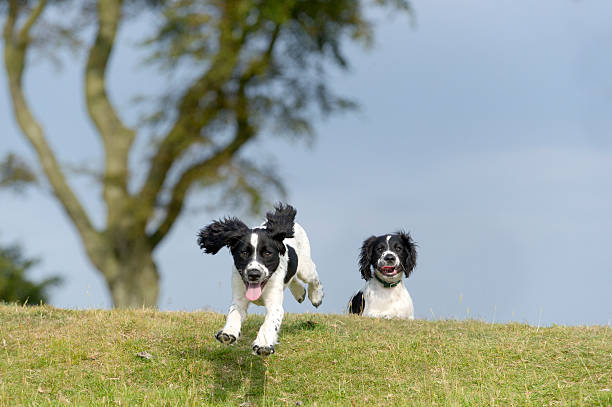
(197, 204), (324, 355)
(348, 232), (417, 319)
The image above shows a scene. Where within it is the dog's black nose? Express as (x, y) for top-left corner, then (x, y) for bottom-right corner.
(383, 254), (395, 263)
(247, 269), (261, 281)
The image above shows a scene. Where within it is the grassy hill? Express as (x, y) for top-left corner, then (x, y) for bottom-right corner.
(0, 305), (610, 406)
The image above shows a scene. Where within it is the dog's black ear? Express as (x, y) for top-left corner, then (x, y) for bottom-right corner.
(397, 230), (417, 278)
(265, 203), (296, 243)
(359, 236), (377, 280)
(197, 217), (249, 254)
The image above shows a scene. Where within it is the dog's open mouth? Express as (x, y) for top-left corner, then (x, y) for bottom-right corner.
(245, 281), (267, 301)
(379, 266), (400, 276)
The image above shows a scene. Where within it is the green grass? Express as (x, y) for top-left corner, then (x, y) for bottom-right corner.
(0, 304), (610, 406)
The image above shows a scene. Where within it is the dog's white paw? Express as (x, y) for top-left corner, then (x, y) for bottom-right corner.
(308, 283), (324, 308)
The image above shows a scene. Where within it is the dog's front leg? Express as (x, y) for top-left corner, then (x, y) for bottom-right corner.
(252, 292), (284, 356)
(216, 299), (248, 345)
(216, 272), (249, 345)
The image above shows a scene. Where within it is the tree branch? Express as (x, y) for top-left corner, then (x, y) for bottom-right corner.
(148, 118), (255, 248)
(241, 23), (280, 83)
(17, 0), (47, 44)
(136, 11), (281, 228)
(136, 26), (244, 223)
(84, 0), (136, 226)
(144, 22), (281, 247)
(135, 75), (226, 218)
(2, 0), (101, 256)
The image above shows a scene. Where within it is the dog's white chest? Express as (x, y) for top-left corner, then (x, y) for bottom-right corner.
(363, 281), (414, 319)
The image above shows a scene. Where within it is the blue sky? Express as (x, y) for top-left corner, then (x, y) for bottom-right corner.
(1, 0), (611, 326)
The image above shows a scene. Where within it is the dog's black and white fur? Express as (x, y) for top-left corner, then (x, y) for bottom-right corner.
(348, 232), (417, 319)
(198, 204), (324, 355)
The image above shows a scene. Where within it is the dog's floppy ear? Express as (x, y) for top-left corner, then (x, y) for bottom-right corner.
(397, 230), (417, 278)
(197, 217), (249, 254)
(359, 236), (377, 280)
(265, 203), (296, 243)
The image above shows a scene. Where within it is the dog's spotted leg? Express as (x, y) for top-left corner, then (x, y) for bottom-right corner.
(252, 296), (284, 356)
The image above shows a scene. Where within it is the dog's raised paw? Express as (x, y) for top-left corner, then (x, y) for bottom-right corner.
(309, 290), (323, 308)
(296, 288), (306, 303)
(215, 330), (237, 345)
(252, 344), (275, 356)
(309, 286), (324, 308)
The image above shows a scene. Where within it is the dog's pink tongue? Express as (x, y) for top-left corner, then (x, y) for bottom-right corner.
(246, 283), (263, 301)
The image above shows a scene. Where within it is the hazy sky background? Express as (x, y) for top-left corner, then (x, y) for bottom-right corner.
(1, 0), (611, 326)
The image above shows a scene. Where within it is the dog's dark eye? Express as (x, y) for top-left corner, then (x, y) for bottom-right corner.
(395, 245), (403, 252)
(240, 250), (249, 257)
(376, 247), (384, 253)
(262, 250), (272, 257)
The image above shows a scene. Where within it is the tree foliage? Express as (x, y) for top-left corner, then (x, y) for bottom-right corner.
(0, 242), (62, 304)
(1, 0), (410, 307)
(0, 153), (38, 191)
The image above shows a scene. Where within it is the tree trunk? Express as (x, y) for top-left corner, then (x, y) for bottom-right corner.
(103, 252), (160, 308)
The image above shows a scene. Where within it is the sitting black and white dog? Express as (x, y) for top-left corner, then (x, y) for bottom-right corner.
(197, 204), (324, 355)
(348, 232), (417, 319)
